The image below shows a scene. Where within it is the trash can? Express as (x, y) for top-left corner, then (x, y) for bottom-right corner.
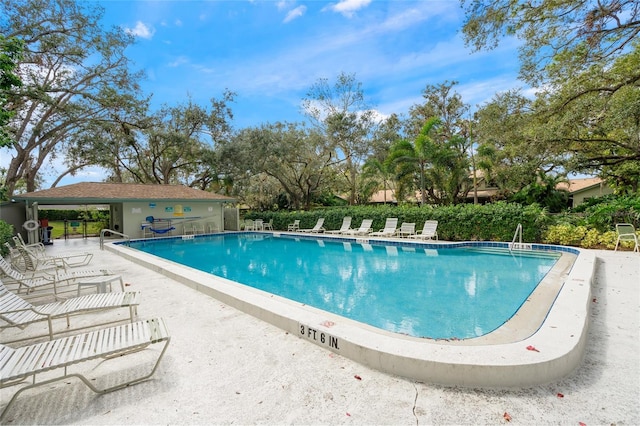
(45, 226), (53, 244)
(39, 219), (53, 245)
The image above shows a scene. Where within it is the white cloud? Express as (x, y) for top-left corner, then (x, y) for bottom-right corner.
(375, 3), (456, 33)
(457, 77), (522, 109)
(324, 0), (372, 18)
(157, 1), (523, 124)
(284, 5), (307, 23)
(276, 0), (296, 11)
(180, 3), (441, 97)
(175, 19), (183, 27)
(124, 21), (155, 39)
(366, 109), (389, 124)
(168, 56), (190, 68)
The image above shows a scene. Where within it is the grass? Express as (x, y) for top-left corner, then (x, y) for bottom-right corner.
(47, 220), (106, 239)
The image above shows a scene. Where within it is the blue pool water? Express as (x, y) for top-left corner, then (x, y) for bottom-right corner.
(128, 234), (559, 339)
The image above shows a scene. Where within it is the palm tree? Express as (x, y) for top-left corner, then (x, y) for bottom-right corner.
(387, 117), (440, 205)
(362, 157), (394, 204)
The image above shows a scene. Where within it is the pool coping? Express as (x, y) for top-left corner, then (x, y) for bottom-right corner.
(107, 232), (595, 388)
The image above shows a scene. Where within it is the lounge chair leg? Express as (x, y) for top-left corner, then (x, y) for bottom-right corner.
(0, 339), (170, 422)
(48, 317), (54, 339)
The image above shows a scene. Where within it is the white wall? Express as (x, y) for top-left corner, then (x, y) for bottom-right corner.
(571, 185), (614, 208)
(120, 201), (225, 238)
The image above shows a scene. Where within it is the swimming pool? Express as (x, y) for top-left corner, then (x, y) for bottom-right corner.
(110, 232), (595, 387)
(127, 233), (559, 340)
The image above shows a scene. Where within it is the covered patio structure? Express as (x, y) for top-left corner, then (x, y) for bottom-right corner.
(6, 182), (237, 243)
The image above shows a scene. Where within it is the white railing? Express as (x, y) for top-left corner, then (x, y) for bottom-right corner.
(100, 229), (130, 250)
(510, 223), (522, 252)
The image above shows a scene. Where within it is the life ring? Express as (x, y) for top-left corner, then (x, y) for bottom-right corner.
(23, 220), (39, 231)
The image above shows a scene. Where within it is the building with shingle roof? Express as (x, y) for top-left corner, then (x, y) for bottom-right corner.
(556, 177), (613, 208)
(9, 182), (237, 241)
(365, 176), (612, 207)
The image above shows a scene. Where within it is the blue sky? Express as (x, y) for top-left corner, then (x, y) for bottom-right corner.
(102, 0), (524, 128)
(4, 0), (528, 189)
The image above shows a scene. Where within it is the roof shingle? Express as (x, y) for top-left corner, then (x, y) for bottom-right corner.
(13, 182), (235, 204)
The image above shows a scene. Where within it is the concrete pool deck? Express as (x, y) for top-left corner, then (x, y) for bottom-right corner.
(109, 234), (588, 388)
(1, 237), (638, 424)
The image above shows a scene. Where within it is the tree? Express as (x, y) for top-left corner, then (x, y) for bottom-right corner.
(535, 43), (640, 191)
(510, 172), (569, 213)
(226, 123), (338, 210)
(0, 35), (23, 148)
(0, 0), (146, 197)
(95, 93), (235, 187)
(461, 0), (640, 185)
(473, 89), (564, 198)
(54, 90), (151, 186)
(361, 158), (393, 204)
(401, 82), (473, 205)
(302, 72), (377, 205)
(407, 81), (469, 140)
(370, 113), (404, 160)
(357, 114), (404, 204)
(388, 117), (441, 205)
(461, 0), (639, 86)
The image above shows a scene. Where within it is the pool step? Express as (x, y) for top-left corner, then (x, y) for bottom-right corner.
(464, 246), (559, 259)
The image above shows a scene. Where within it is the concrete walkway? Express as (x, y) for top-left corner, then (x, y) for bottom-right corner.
(1, 239), (638, 425)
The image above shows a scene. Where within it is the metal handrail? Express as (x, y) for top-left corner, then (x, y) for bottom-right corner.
(100, 229), (130, 250)
(510, 223), (522, 252)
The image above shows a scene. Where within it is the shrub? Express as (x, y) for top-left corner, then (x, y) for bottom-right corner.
(599, 231), (619, 250)
(0, 220), (14, 257)
(580, 195), (640, 231)
(543, 224), (632, 249)
(580, 229), (601, 248)
(543, 224), (586, 246)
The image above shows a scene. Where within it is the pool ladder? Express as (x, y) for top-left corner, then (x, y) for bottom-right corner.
(510, 223), (522, 252)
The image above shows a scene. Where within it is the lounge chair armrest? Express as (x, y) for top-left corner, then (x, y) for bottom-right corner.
(0, 306), (42, 315)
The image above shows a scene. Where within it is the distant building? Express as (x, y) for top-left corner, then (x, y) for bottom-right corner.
(367, 176), (613, 208)
(368, 189), (398, 205)
(556, 177), (614, 208)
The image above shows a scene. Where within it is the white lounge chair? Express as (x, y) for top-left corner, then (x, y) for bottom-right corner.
(326, 217), (352, 234)
(409, 220), (438, 240)
(369, 218), (398, 237)
(342, 219), (373, 236)
(5, 241), (82, 273)
(184, 222), (204, 235)
(614, 223), (639, 252)
(0, 258), (111, 296)
(12, 235), (93, 270)
(262, 219), (273, 231)
(0, 317), (170, 421)
(300, 218), (325, 233)
(287, 220), (300, 231)
(396, 222), (416, 238)
(0, 279), (140, 341)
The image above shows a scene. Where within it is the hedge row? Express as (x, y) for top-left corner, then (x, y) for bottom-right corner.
(39, 209), (108, 221)
(245, 202), (550, 242)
